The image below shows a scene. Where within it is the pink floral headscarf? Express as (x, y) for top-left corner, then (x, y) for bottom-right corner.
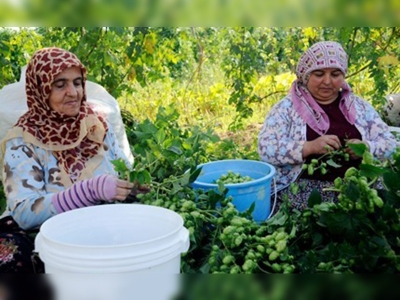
(290, 41), (356, 135)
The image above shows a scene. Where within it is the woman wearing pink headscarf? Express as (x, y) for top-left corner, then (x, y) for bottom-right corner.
(258, 41), (397, 210)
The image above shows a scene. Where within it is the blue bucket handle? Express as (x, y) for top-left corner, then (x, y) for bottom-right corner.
(266, 177), (277, 220)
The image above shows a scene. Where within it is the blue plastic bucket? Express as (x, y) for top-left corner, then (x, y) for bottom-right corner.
(191, 160), (276, 222)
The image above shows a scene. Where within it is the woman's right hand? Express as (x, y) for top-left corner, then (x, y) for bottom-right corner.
(112, 178), (135, 201)
(52, 174), (134, 213)
(302, 135), (341, 158)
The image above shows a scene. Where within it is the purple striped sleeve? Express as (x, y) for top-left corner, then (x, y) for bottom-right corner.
(51, 174), (118, 213)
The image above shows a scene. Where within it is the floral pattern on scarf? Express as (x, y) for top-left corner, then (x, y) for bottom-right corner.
(291, 41), (356, 136)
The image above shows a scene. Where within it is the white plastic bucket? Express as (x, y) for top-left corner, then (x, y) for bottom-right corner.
(35, 204), (189, 300)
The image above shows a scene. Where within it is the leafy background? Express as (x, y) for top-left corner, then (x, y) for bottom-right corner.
(1, 27), (400, 130)
(1, 27), (400, 275)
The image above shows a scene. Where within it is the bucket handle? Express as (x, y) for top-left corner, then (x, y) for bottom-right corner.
(33, 232), (43, 254)
(179, 227), (190, 253)
(266, 177), (277, 220)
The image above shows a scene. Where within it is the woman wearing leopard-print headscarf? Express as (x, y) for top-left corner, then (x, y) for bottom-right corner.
(258, 41), (397, 212)
(0, 47), (135, 273)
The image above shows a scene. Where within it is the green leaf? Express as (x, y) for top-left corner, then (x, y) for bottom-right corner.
(359, 164), (387, 179)
(392, 152), (400, 170)
(168, 146), (183, 155)
(178, 170), (191, 186)
(347, 143), (367, 157)
(319, 210), (369, 239)
(129, 172), (137, 183)
(370, 236), (389, 248)
(182, 141), (192, 150)
(307, 188), (322, 207)
(326, 159), (342, 168)
(137, 170), (151, 185)
(247, 201), (256, 214)
(206, 190), (226, 209)
(171, 181), (184, 194)
(345, 181), (360, 201)
(141, 170), (152, 184)
(199, 263), (210, 274)
(217, 181), (226, 194)
(132, 131), (150, 139)
(136, 172), (145, 185)
(379, 189), (400, 208)
(266, 208), (289, 226)
(383, 170), (400, 192)
(110, 159), (129, 173)
(145, 151), (156, 166)
(289, 223), (297, 238)
(189, 167), (202, 183)
(137, 121), (158, 134)
(311, 232), (323, 247)
(155, 129), (166, 144)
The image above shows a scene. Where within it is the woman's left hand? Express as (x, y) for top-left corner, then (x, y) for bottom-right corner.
(344, 139), (369, 160)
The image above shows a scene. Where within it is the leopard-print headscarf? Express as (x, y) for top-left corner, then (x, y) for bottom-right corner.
(3, 47), (108, 185)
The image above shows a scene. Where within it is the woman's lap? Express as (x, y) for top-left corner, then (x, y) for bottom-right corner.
(276, 179), (338, 211)
(0, 216), (44, 273)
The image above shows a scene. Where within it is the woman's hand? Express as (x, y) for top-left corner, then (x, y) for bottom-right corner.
(130, 183), (151, 196)
(52, 174), (135, 213)
(112, 179), (135, 201)
(302, 135), (341, 158)
(344, 139), (369, 160)
(123, 182), (152, 203)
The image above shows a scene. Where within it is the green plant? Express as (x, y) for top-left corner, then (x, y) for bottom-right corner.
(124, 104), (221, 181)
(267, 146), (400, 273)
(2, 27), (400, 131)
(117, 105), (400, 273)
(3, 27), (400, 274)
(116, 105), (296, 273)
(0, 182), (5, 215)
(301, 146), (351, 176)
(137, 182), (295, 274)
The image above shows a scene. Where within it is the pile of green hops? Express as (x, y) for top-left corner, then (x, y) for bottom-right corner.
(215, 171), (253, 184)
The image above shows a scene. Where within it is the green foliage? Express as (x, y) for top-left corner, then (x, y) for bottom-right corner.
(218, 27), (400, 127)
(0, 27), (196, 97)
(111, 158), (151, 186)
(123, 104), (221, 181)
(3, 27), (400, 274)
(117, 104), (400, 274)
(2, 27), (400, 130)
(0, 182), (5, 215)
(120, 106), (296, 274)
(268, 147), (400, 273)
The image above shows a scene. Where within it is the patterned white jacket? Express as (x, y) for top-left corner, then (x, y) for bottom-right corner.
(258, 94), (398, 192)
(1, 123), (131, 230)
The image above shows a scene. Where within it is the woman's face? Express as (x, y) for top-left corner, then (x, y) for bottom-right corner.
(306, 68), (344, 104)
(48, 66), (84, 117)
